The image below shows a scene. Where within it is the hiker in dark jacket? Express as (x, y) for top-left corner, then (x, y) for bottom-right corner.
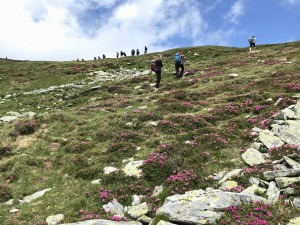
(116, 52), (119, 58)
(136, 49), (140, 56)
(131, 49), (135, 56)
(154, 54), (163, 88)
(144, 46), (148, 54)
(174, 52), (184, 79)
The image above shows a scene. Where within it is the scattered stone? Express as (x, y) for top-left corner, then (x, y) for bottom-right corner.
(46, 214), (65, 225)
(127, 202), (150, 219)
(122, 160), (143, 178)
(4, 199), (14, 205)
(242, 184), (266, 195)
(219, 181), (238, 191)
(218, 169), (242, 184)
(157, 221), (177, 225)
(132, 195), (145, 206)
(266, 181), (280, 204)
(91, 179), (101, 184)
(103, 199), (125, 215)
(275, 177), (300, 189)
(228, 73), (239, 78)
(152, 185), (164, 197)
(60, 219), (143, 225)
(284, 156), (300, 168)
(10, 208), (20, 213)
(293, 198), (300, 208)
(137, 215), (153, 224)
(258, 130), (284, 149)
(287, 216), (300, 225)
(241, 148), (266, 166)
(264, 168), (300, 181)
(103, 166), (119, 175)
(156, 189), (266, 225)
(19, 188), (51, 204)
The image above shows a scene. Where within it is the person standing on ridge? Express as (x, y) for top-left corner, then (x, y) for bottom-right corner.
(131, 49), (135, 56)
(144, 46), (148, 54)
(248, 35), (256, 52)
(136, 49), (140, 56)
(116, 52), (119, 58)
(174, 52), (184, 79)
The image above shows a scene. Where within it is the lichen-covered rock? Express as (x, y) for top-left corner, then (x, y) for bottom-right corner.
(241, 184), (266, 195)
(219, 181), (238, 191)
(122, 161), (143, 178)
(127, 202), (150, 219)
(46, 214), (64, 225)
(156, 189), (266, 225)
(60, 219), (143, 225)
(258, 130), (284, 149)
(275, 177), (300, 189)
(271, 120), (300, 145)
(218, 169), (242, 184)
(241, 148), (265, 166)
(264, 169), (300, 181)
(266, 181), (280, 204)
(287, 216), (300, 225)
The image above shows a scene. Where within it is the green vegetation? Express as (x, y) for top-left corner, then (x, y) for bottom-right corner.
(0, 41), (299, 224)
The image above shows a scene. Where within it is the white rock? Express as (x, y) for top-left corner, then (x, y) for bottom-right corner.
(104, 166), (119, 175)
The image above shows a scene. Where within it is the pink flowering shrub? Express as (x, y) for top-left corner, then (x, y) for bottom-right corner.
(141, 152), (174, 182)
(217, 201), (300, 225)
(0, 144), (11, 158)
(167, 170), (198, 194)
(284, 83), (300, 92)
(157, 120), (180, 134)
(12, 119), (39, 136)
(268, 144), (299, 160)
(198, 133), (228, 150)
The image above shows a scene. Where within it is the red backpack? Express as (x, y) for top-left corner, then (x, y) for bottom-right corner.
(150, 60), (157, 71)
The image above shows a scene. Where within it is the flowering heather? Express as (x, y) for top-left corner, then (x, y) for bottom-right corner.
(0, 145), (10, 157)
(253, 105), (265, 113)
(284, 83), (300, 92)
(217, 201), (299, 225)
(13, 119), (39, 136)
(200, 133), (228, 150)
(180, 101), (194, 108)
(141, 152), (174, 182)
(168, 170), (198, 194)
(268, 144), (299, 160)
(247, 116), (270, 129)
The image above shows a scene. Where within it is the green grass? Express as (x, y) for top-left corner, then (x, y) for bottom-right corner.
(0, 41), (300, 224)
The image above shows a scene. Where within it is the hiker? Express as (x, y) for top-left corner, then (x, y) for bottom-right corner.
(94, 57), (96, 61)
(174, 52), (184, 79)
(144, 46), (148, 54)
(248, 36), (256, 52)
(153, 54), (163, 88)
(136, 49), (140, 56)
(98, 56), (100, 60)
(131, 49), (135, 56)
(116, 52), (119, 58)
(103, 54), (106, 59)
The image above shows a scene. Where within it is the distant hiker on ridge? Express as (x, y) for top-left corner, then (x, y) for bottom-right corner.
(144, 46), (148, 54)
(103, 54), (106, 59)
(136, 49), (140, 56)
(174, 52), (185, 79)
(131, 49), (135, 56)
(116, 52), (119, 58)
(248, 35), (256, 52)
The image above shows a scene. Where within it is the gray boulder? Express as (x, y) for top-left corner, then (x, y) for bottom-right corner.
(156, 189), (266, 225)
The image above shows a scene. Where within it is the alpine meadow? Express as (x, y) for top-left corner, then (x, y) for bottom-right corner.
(0, 42), (300, 225)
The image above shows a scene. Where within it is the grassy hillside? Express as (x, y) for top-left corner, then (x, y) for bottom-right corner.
(0, 41), (299, 224)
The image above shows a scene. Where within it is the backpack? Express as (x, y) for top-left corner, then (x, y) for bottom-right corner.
(174, 53), (182, 62)
(248, 36), (255, 43)
(150, 60), (157, 71)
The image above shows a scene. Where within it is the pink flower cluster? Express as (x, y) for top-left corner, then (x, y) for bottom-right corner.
(168, 170), (197, 182)
(98, 188), (114, 203)
(142, 152), (168, 166)
(181, 101), (194, 107)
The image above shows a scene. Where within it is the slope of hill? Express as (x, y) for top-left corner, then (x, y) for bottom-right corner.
(0, 42), (299, 225)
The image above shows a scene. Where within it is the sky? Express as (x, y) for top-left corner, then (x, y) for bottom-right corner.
(1, 0), (300, 61)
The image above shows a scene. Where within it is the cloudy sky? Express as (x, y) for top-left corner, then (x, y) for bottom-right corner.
(1, 0), (300, 61)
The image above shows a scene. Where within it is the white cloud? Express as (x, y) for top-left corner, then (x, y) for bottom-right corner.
(224, 0), (245, 24)
(0, 0), (219, 61)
